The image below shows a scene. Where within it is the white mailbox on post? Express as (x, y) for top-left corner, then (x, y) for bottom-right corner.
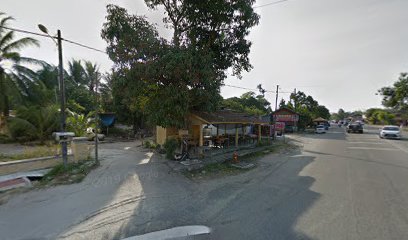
(52, 132), (75, 142)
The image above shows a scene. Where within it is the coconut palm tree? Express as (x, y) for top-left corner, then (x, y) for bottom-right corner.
(83, 60), (101, 93)
(0, 12), (40, 116)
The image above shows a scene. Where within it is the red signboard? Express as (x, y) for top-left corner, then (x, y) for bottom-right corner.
(275, 122), (285, 130)
(273, 114), (299, 122)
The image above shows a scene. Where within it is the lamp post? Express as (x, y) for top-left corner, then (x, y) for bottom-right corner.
(38, 24), (68, 167)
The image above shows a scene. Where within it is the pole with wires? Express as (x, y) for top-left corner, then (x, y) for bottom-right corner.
(275, 85), (279, 111)
(57, 30), (68, 167)
(94, 74), (99, 165)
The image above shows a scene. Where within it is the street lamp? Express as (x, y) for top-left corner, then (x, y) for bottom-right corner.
(38, 24), (68, 167)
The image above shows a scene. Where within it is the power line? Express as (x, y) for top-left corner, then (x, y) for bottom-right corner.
(223, 84), (292, 94)
(0, 25), (107, 54)
(254, 0), (290, 8)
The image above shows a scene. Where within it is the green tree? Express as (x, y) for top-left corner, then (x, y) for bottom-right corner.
(7, 105), (59, 143)
(0, 12), (40, 116)
(289, 90), (331, 128)
(101, 3), (259, 128)
(64, 59), (100, 114)
(366, 108), (395, 125)
(378, 72), (408, 111)
(222, 91), (271, 116)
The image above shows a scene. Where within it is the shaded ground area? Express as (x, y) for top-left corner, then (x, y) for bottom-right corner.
(5, 125), (408, 240)
(0, 137), (314, 240)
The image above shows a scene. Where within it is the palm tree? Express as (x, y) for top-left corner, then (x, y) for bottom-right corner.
(0, 12), (40, 116)
(83, 60), (101, 93)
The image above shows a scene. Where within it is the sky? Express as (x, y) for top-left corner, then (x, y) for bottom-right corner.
(2, 0), (408, 113)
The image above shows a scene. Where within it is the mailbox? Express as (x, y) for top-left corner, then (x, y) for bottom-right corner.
(52, 132), (75, 141)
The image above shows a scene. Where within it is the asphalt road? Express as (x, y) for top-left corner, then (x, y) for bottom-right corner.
(1, 126), (408, 240)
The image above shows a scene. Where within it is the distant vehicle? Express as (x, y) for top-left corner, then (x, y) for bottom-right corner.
(347, 123), (363, 133)
(379, 125), (402, 139)
(284, 125), (294, 133)
(324, 122), (330, 130)
(315, 125), (326, 134)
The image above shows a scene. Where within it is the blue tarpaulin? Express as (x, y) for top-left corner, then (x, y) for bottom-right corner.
(99, 113), (115, 127)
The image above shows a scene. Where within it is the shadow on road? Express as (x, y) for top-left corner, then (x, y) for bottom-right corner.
(109, 149), (319, 240)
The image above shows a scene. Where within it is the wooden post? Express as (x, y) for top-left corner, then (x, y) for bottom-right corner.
(235, 124), (239, 147)
(199, 125), (203, 147)
(224, 124), (227, 135)
(216, 124), (219, 136)
(258, 124), (262, 143)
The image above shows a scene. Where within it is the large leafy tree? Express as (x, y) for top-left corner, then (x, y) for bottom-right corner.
(287, 90), (331, 128)
(378, 72), (408, 111)
(101, 2), (259, 128)
(222, 91), (271, 116)
(0, 12), (40, 116)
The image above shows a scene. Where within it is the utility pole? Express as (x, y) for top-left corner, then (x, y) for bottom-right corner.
(275, 85), (279, 111)
(94, 74), (99, 165)
(294, 88), (298, 132)
(57, 30), (68, 167)
(38, 25), (68, 167)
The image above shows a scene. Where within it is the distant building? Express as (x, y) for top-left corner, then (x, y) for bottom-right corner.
(271, 107), (300, 132)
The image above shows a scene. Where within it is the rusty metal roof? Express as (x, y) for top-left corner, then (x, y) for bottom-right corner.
(192, 109), (270, 125)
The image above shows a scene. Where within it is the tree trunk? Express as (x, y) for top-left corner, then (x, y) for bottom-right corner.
(0, 69), (9, 117)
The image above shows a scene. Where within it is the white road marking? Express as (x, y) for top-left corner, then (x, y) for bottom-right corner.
(347, 147), (398, 151)
(290, 154), (308, 158)
(348, 142), (384, 144)
(122, 225), (211, 240)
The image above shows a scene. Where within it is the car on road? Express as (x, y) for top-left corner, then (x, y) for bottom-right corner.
(315, 125), (326, 134)
(347, 123), (363, 133)
(284, 125), (294, 133)
(379, 125), (402, 139)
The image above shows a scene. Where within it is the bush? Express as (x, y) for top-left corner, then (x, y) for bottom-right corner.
(8, 105), (59, 143)
(6, 117), (37, 142)
(163, 138), (178, 159)
(144, 140), (151, 148)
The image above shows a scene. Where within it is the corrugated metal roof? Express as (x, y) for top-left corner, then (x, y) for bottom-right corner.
(192, 109), (270, 125)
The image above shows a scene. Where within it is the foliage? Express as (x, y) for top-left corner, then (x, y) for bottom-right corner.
(0, 12), (42, 116)
(99, 74), (114, 113)
(40, 160), (97, 186)
(66, 110), (94, 137)
(6, 116), (37, 141)
(144, 140), (158, 149)
(365, 108), (395, 125)
(222, 91), (271, 116)
(378, 72), (408, 111)
(163, 138), (179, 159)
(101, 3), (259, 128)
(286, 90), (331, 129)
(7, 105), (59, 143)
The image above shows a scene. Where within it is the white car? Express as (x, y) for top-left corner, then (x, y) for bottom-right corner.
(379, 125), (402, 139)
(315, 125), (326, 134)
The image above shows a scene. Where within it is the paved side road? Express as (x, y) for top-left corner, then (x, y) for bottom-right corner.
(0, 142), (196, 239)
(2, 126), (408, 240)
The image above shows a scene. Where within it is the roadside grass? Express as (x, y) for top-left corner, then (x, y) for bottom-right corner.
(184, 141), (295, 179)
(183, 162), (245, 179)
(0, 145), (60, 162)
(38, 160), (98, 187)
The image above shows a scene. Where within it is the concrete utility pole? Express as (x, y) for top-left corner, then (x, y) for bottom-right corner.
(94, 75), (99, 164)
(38, 25), (67, 166)
(275, 85), (279, 111)
(57, 30), (68, 166)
